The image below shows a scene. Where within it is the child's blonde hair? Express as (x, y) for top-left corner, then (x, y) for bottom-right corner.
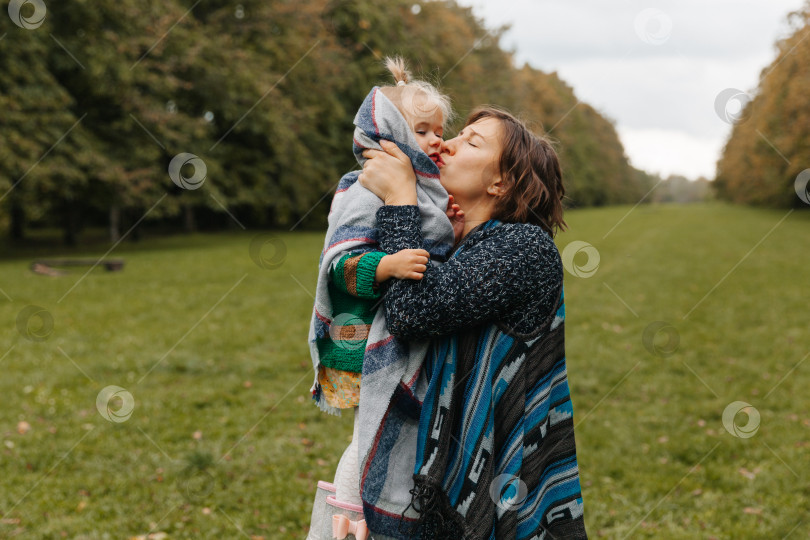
(379, 56), (453, 128)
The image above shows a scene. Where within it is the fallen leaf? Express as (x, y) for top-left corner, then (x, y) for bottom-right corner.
(738, 468), (755, 480)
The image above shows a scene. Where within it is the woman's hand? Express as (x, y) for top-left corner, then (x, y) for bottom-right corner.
(446, 194), (465, 245)
(359, 140), (417, 205)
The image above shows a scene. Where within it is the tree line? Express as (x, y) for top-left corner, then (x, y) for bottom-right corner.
(715, 2), (810, 207)
(1, 0), (663, 246)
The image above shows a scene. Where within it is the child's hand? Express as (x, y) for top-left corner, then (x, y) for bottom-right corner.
(375, 249), (430, 282)
(446, 194), (465, 244)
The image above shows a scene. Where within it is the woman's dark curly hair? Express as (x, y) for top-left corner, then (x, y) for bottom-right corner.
(467, 107), (567, 236)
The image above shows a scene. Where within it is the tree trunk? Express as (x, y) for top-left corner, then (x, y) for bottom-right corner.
(63, 200), (79, 246)
(184, 204), (196, 233)
(9, 198), (24, 241)
(109, 203), (121, 243)
(266, 206), (277, 228)
(129, 207), (142, 242)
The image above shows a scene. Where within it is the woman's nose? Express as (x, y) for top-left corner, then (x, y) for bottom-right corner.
(440, 136), (457, 154)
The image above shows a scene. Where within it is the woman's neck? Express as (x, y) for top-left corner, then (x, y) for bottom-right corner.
(459, 198), (495, 239)
(462, 219), (488, 238)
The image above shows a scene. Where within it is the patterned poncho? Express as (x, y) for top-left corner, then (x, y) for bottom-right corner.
(360, 206), (588, 539)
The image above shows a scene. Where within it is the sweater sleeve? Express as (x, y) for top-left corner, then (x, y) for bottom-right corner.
(376, 205), (562, 340)
(329, 251), (387, 299)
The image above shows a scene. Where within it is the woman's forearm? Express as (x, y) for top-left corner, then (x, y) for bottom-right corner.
(375, 206), (562, 340)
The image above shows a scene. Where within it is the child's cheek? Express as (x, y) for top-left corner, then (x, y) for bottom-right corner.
(416, 137), (430, 155)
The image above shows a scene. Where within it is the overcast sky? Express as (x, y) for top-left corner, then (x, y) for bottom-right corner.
(453, 0), (807, 179)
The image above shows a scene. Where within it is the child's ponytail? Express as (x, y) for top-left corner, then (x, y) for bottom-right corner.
(379, 56), (454, 127)
(385, 56), (411, 86)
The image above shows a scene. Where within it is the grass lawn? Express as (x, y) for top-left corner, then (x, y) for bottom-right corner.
(1, 202), (808, 539)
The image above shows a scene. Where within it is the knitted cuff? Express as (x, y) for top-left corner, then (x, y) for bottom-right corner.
(355, 251), (386, 298)
(376, 205), (423, 254)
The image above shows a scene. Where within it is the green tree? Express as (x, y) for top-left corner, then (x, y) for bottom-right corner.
(716, 2), (810, 207)
(1, 0), (658, 246)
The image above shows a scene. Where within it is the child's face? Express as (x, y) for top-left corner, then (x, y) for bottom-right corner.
(410, 109), (444, 164)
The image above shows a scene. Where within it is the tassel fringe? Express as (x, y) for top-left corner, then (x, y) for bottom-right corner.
(398, 478), (465, 539)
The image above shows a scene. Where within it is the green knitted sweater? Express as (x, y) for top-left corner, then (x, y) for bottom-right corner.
(316, 250), (386, 373)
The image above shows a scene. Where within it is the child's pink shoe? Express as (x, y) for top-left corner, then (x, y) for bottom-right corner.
(326, 496), (368, 540)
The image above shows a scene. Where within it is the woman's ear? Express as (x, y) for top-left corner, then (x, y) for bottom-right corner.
(486, 177), (505, 197)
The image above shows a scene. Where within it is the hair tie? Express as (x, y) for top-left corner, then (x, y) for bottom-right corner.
(397, 80), (406, 86)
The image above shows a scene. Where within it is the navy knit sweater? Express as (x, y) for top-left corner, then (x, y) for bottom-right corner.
(376, 205), (562, 338)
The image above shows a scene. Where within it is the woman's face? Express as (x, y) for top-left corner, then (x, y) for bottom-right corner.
(437, 117), (503, 206)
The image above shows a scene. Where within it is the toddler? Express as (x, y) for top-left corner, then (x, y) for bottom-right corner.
(306, 57), (455, 538)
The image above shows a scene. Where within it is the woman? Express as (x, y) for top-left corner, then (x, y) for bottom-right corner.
(357, 107), (588, 539)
